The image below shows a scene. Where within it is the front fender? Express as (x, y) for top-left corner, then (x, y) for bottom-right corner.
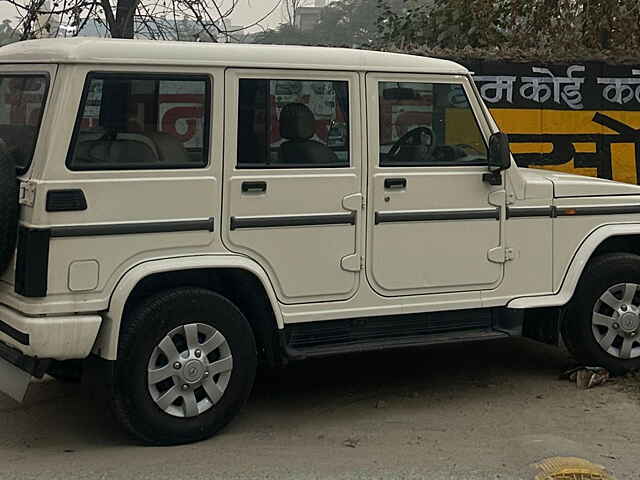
(93, 255), (284, 361)
(508, 223), (640, 309)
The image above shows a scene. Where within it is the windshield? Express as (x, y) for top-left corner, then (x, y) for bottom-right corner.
(0, 74), (49, 172)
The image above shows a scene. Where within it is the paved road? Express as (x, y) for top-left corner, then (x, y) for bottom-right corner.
(1, 338), (638, 480)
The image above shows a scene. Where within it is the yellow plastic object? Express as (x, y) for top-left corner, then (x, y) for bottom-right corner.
(535, 457), (615, 480)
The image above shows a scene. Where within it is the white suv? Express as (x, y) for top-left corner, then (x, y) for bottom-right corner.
(1, 38), (640, 445)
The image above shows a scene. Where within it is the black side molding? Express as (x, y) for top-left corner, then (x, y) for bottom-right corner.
(505, 204), (640, 219)
(375, 208), (500, 225)
(506, 206), (554, 219)
(14, 219), (215, 298)
(230, 212), (356, 230)
(50, 218), (215, 238)
(555, 205), (640, 217)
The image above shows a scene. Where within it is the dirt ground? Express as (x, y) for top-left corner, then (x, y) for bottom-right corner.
(1, 337), (639, 480)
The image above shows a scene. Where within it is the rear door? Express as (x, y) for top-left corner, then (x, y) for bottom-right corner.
(366, 73), (505, 297)
(0, 64), (56, 288)
(222, 69), (363, 304)
(24, 66), (220, 302)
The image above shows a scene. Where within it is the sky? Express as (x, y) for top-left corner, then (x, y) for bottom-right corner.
(226, 0), (284, 30)
(0, 0), (287, 31)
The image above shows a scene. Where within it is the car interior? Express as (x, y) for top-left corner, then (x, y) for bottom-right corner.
(379, 84), (487, 166)
(278, 103), (339, 165)
(237, 78), (349, 168)
(69, 77), (205, 169)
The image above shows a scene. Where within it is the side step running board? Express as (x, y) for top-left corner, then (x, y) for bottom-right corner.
(284, 328), (508, 359)
(282, 309), (512, 360)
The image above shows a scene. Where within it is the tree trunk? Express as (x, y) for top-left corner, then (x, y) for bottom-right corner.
(113, 0), (137, 38)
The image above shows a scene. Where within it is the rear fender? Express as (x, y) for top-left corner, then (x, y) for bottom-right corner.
(94, 255), (283, 361)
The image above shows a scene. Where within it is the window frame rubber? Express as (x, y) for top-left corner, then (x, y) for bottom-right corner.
(235, 77), (352, 170)
(377, 80), (490, 168)
(65, 71), (212, 172)
(0, 73), (51, 175)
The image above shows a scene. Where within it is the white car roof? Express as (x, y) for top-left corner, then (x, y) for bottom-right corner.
(0, 38), (468, 75)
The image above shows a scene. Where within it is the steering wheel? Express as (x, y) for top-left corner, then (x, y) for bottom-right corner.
(388, 126), (434, 159)
(428, 143), (486, 163)
(455, 143), (482, 155)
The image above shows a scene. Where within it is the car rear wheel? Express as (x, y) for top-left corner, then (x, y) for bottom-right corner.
(562, 253), (640, 375)
(111, 287), (257, 445)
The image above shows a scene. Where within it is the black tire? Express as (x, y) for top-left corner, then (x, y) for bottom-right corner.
(111, 287), (257, 445)
(0, 149), (18, 274)
(562, 253), (640, 375)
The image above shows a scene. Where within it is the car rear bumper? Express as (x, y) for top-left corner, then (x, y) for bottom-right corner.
(0, 304), (102, 402)
(0, 303), (102, 360)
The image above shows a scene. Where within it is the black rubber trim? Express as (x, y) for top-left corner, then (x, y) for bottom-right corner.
(46, 189), (87, 212)
(230, 212), (356, 230)
(14, 219), (213, 298)
(0, 340), (50, 378)
(506, 206), (554, 219)
(15, 226), (50, 298)
(66, 72), (212, 172)
(503, 204), (640, 219)
(374, 208), (500, 225)
(555, 205), (640, 217)
(10, 74), (50, 175)
(49, 218), (215, 238)
(0, 317), (29, 346)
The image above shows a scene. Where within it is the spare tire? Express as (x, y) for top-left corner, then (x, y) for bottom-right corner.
(0, 149), (18, 275)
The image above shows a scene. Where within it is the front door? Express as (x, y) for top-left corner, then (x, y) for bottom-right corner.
(366, 73), (505, 297)
(222, 69), (363, 304)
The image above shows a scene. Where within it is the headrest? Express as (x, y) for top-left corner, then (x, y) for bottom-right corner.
(280, 103), (315, 140)
(98, 79), (130, 130)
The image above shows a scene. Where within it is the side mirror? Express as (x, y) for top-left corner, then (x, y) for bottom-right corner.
(483, 132), (511, 185)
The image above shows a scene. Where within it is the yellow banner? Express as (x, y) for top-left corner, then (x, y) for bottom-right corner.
(490, 109), (640, 184)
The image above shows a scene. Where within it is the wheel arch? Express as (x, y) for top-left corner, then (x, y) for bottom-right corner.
(94, 255), (284, 362)
(509, 223), (640, 310)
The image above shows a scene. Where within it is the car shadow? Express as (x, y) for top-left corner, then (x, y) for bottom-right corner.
(243, 337), (573, 426)
(0, 337), (574, 449)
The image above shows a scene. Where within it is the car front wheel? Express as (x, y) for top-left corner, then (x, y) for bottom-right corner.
(563, 253), (640, 375)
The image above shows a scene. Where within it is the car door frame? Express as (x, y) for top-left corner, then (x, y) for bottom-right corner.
(221, 67), (366, 305)
(364, 71), (507, 297)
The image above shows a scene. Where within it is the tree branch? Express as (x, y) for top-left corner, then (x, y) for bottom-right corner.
(6, 0), (285, 44)
(100, 0), (116, 32)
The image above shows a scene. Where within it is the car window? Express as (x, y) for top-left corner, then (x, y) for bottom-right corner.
(67, 73), (210, 171)
(237, 78), (349, 168)
(378, 81), (487, 167)
(0, 75), (49, 172)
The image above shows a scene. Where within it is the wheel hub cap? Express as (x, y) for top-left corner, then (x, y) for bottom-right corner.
(592, 283), (640, 360)
(146, 323), (233, 418)
(620, 312), (640, 333)
(183, 359), (205, 383)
